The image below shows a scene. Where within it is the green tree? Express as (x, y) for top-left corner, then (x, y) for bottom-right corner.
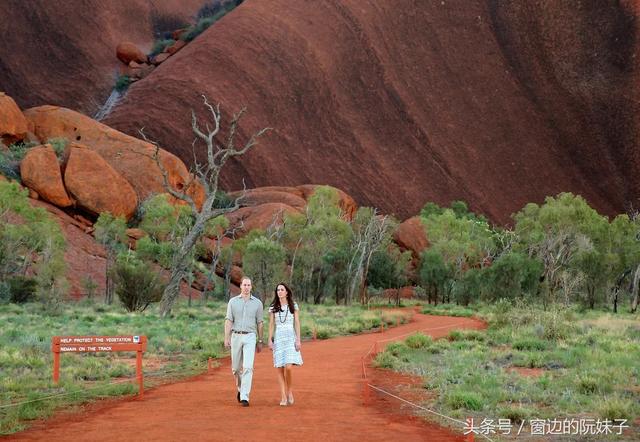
(368, 243), (411, 305)
(482, 252), (543, 302)
(140, 96), (269, 317)
(94, 212), (127, 304)
(285, 187), (352, 304)
(419, 249), (452, 305)
(242, 236), (286, 302)
(112, 252), (165, 312)
(513, 193), (609, 307)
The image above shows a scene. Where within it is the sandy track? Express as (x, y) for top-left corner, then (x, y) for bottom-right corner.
(7, 313), (483, 442)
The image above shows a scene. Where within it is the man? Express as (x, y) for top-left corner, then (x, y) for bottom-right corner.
(224, 277), (264, 407)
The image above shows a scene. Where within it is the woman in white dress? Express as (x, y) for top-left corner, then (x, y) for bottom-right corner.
(268, 282), (303, 406)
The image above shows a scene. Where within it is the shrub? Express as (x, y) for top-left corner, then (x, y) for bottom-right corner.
(81, 276), (98, 300)
(405, 333), (431, 349)
(8, 276), (38, 304)
(196, 1), (223, 19)
(112, 255), (165, 312)
(0, 141), (38, 181)
(513, 351), (545, 368)
(0, 281), (10, 303)
(114, 75), (131, 92)
(47, 138), (68, 159)
(512, 338), (547, 351)
(598, 396), (634, 421)
(374, 351), (397, 369)
(150, 39), (175, 56)
(385, 342), (408, 357)
(445, 390), (483, 411)
(316, 327), (330, 339)
(577, 374), (599, 395)
(498, 406), (532, 423)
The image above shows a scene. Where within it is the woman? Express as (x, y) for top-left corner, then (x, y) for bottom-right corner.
(268, 282), (303, 406)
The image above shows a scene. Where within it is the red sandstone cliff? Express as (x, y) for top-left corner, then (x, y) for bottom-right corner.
(2, 1), (638, 223)
(0, 0), (207, 115)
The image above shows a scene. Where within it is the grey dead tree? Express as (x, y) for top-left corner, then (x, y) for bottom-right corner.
(346, 209), (391, 305)
(140, 95), (270, 317)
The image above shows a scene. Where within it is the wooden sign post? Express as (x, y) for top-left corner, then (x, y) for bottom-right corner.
(51, 335), (148, 397)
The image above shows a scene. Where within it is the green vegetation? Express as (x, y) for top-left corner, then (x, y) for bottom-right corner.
(0, 138), (67, 182)
(0, 141), (38, 180)
(147, 0), (244, 60)
(417, 194), (640, 313)
(374, 302), (640, 436)
(0, 300), (407, 434)
(114, 75), (131, 92)
(149, 39), (175, 56)
(0, 181), (67, 310)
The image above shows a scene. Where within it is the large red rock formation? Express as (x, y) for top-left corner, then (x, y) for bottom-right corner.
(393, 216), (429, 260)
(228, 188), (307, 210)
(64, 144), (138, 219)
(102, 0), (638, 223)
(31, 199), (107, 299)
(224, 203), (301, 237)
(20, 144), (73, 207)
(228, 184), (357, 217)
(24, 105), (205, 208)
(0, 92), (28, 145)
(0, 0), (208, 115)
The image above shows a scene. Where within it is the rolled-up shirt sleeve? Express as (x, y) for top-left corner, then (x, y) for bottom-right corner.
(225, 300), (234, 322)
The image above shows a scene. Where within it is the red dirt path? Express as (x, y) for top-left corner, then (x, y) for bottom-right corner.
(7, 313), (484, 442)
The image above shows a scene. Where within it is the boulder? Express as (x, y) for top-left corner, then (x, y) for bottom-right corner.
(297, 184), (357, 220)
(166, 40), (186, 55)
(116, 41), (148, 65)
(228, 188), (307, 210)
(20, 144), (73, 207)
(224, 203), (301, 237)
(23, 105), (205, 209)
(0, 92), (28, 145)
(64, 144), (138, 219)
(214, 263), (244, 287)
(393, 216), (429, 259)
(126, 227), (147, 249)
(171, 28), (188, 40)
(152, 53), (170, 65)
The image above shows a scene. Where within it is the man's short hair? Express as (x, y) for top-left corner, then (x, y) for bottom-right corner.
(241, 276), (252, 284)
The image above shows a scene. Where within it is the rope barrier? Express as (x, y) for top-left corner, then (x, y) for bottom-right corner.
(360, 317), (487, 441)
(366, 384), (494, 442)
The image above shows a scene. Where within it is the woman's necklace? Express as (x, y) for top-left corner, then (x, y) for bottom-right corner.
(278, 305), (289, 324)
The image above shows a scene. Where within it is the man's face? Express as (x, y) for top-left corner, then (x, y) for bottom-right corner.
(241, 279), (252, 294)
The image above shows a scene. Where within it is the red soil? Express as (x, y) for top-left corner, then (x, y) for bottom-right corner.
(6, 313), (483, 442)
(505, 367), (545, 378)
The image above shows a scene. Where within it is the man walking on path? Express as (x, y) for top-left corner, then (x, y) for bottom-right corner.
(224, 277), (264, 406)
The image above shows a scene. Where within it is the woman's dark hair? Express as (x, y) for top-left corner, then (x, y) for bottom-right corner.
(270, 282), (295, 314)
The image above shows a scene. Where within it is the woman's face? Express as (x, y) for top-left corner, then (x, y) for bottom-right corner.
(277, 285), (288, 301)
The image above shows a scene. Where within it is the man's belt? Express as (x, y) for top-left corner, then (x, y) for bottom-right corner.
(232, 330), (251, 334)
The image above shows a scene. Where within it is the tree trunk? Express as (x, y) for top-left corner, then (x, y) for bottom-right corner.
(160, 217), (206, 317)
(631, 264), (640, 313)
